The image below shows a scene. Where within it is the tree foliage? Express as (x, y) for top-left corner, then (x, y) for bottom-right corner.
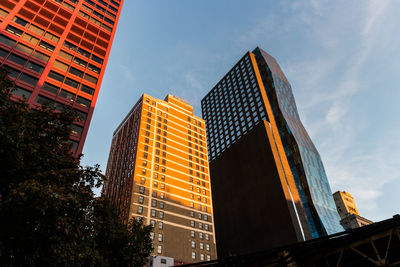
(0, 67), (153, 266)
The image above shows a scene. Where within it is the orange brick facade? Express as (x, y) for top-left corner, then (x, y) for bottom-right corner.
(104, 94), (217, 263)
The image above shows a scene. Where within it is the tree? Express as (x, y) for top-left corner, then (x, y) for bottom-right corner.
(0, 67), (153, 266)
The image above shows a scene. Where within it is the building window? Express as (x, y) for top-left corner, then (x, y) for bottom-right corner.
(192, 252), (196, 260)
(191, 230), (195, 238)
(200, 243), (204, 250)
(158, 233), (163, 242)
(206, 244), (210, 251)
(199, 222), (203, 229)
(139, 186), (145, 194)
(158, 222), (163, 230)
(138, 196), (144, 204)
(199, 232), (203, 239)
(205, 224), (209, 231)
(150, 232), (154, 240)
(150, 220), (155, 227)
(151, 209), (156, 217)
(207, 255), (211, 261)
(137, 206), (143, 214)
(159, 211), (164, 219)
(200, 254), (205, 261)
(205, 234), (210, 241)
(190, 220), (195, 227)
(152, 199), (157, 207)
(159, 202), (164, 209)
(157, 245), (162, 254)
(191, 241), (196, 249)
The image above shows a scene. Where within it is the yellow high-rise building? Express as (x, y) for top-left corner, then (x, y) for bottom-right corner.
(333, 191), (372, 230)
(333, 191), (360, 219)
(104, 93), (216, 263)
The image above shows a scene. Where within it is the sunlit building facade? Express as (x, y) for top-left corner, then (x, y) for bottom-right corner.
(201, 47), (343, 257)
(0, 0), (123, 155)
(104, 94), (216, 263)
(333, 191), (372, 230)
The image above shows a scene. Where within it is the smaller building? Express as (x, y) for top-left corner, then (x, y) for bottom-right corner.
(333, 191), (372, 230)
(146, 256), (174, 267)
(340, 214), (373, 230)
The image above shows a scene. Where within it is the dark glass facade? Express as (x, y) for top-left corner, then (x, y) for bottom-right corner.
(202, 53), (268, 161)
(202, 47), (343, 239)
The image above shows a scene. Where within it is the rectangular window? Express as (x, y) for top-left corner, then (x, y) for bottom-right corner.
(59, 50), (73, 61)
(88, 64), (100, 74)
(19, 73), (38, 86)
(73, 57), (87, 67)
(42, 82), (60, 94)
(0, 8), (9, 18)
(76, 96), (91, 108)
(65, 78), (80, 89)
(158, 222), (163, 230)
(6, 25), (23, 37)
(39, 41), (55, 52)
(77, 48), (90, 58)
(7, 53), (27, 66)
(12, 86), (31, 99)
(54, 60), (69, 72)
(28, 24), (44, 36)
(157, 245), (162, 254)
(32, 51), (49, 62)
(59, 90), (76, 102)
(44, 32), (59, 43)
(84, 73), (97, 84)
(35, 95), (54, 105)
(69, 67), (83, 77)
(91, 54), (103, 64)
(80, 84), (95, 95)
(26, 61), (44, 73)
(137, 206), (143, 214)
(4, 66), (20, 79)
(0, 34), (17, 47)
(48, 71), (65, 82)
(64, 41), (77, 51)
(138, 196), (144, 204)
(15, 43), (33, 55)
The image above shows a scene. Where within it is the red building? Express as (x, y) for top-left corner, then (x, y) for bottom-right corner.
(0, 0), (123, 155)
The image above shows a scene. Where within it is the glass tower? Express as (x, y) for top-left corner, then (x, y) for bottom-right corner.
(201, 47), (343, 240)
(0, 0), (123, 155)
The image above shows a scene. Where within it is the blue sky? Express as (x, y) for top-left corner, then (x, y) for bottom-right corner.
(82, 0), (400, 222)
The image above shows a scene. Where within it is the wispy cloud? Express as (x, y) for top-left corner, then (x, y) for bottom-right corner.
(236, 0), (400, 221)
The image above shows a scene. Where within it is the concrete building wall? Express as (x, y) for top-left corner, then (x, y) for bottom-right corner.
(209, 120), (304, 258)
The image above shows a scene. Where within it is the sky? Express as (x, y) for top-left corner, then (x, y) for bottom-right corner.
(81, 0), (400, 222)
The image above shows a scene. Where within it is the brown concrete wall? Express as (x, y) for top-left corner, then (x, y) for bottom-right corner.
(209, 121), (302, 258)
